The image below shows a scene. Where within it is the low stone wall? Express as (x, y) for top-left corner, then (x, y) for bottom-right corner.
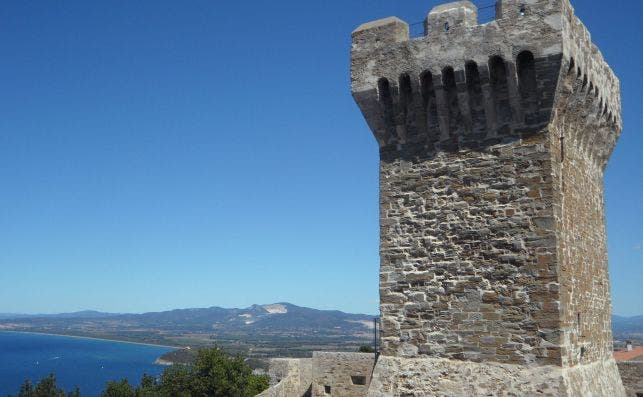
(256, 353), (376, 397)
(311, 352), (376, 397)
(256, 354), (634, 396)
(618, 361), (643, 397)
(256, 358), (312, 397)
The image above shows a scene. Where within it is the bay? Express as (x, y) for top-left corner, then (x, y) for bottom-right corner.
(0, 331), (173, 397)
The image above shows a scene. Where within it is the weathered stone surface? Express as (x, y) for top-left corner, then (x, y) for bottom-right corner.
(367, 356), (624, 397)
(311, 352), (376, 397)
(617, 361), (643, 397)
(257, 353), (376, 397)
(256, 358), (312, 397)
(351, 0), (624, 395)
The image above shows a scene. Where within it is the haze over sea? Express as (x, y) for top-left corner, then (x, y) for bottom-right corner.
(0, 332), (172, 396)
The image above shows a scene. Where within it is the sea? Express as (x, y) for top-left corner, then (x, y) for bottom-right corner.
(0, 331), (173, 397)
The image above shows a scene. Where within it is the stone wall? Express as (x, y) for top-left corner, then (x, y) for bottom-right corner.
(256, 358), (312, 397)
(351, 0), (624, 395)
(311, 352), (375, 397)
(255, 354), (376, 397)
(376, 131), (561, 364)
(551, 56), (617, 368)
(618, 361), (643, 397)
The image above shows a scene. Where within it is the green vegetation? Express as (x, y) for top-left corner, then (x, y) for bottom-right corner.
(101, 380), (136, 397)
(12, 374), (80, 397)
(11, 348), (268, 397)
(156, 348), (198, 365)
(357, 345), (375, 353)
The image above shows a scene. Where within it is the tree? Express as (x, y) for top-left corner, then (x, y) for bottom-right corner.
(101, 379), (135, 397)
(17, 375), (68, 397)
(357, 345), (375, 353)
(141, 347), (268, 397)
(245, 373), (269, 397)
(189, 347), (268, 397)
(155, 365), (192, 396)
(139, 374), (155, 389)
(68, 386), (81, 397)
(190, 348), (248, 396)
(17, 379), (33, 397)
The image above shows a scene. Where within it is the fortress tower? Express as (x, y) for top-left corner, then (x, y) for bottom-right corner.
(351, 1), (625, 395)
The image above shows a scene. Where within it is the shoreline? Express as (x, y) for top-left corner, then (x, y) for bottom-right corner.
(0, 330), (181, 350)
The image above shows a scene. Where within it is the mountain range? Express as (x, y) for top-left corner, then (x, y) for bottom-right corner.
(0, 303), (376, 356)
(1, 303), (375, 334)
(612, 315), (643, 339)
(0, 310), (118, 320)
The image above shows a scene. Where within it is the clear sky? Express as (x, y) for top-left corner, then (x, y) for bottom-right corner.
(0, 0), (640, 316)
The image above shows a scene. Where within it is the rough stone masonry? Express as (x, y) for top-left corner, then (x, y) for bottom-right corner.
(351, 0), (625, 395)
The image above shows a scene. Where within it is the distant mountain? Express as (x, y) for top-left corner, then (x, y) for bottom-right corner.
(612, 315), (643, 338)
(0, 303), (377, 351)
(0, 313), (36, 320)
(0, 310), (117, 320)
(107, 302), (375, 336)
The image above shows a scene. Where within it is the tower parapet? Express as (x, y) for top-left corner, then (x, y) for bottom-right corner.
(351, 0), (620, 168)
(352, 1), (625, 395)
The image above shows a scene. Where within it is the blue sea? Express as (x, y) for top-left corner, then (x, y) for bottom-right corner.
(0, 331), (173, 397)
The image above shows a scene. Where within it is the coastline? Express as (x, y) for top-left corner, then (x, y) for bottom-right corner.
(0, 330), (181, 350)
(154, 358), (174, 366)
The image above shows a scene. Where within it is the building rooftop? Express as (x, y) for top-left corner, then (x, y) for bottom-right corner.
(614, 346), (643, 362)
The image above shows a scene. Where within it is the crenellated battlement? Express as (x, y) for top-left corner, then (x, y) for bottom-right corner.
(351, 0), (621, 169)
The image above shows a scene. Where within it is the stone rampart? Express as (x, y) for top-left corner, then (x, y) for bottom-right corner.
(311, 352), (375, 397)
(617, 361), (643, 397)
(256, 353), (375, 397)
(256, 358), (312, 397)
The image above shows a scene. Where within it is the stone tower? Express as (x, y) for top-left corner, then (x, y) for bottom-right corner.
(351, 0), (624, 395)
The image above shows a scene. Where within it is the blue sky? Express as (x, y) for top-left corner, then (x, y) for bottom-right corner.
(0, 0), (640, 316)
